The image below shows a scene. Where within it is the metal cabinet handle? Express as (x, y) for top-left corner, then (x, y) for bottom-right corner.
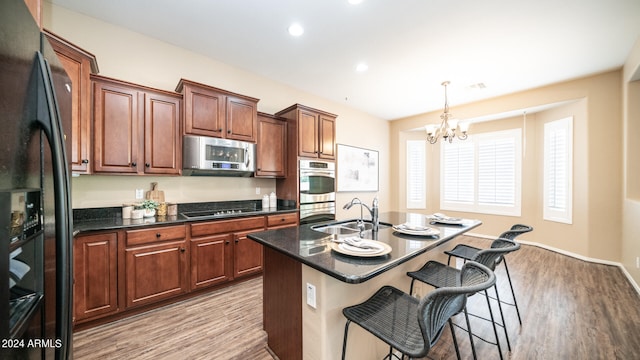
(81, 159), (89, 164)
(180, 248), (185, 253)
(145, 163), (150, 167)
(156, 233), (161, 238)
(131, 162), (137, 167)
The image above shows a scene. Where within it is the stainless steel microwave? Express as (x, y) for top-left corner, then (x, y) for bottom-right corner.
(182, 135), (255, 176)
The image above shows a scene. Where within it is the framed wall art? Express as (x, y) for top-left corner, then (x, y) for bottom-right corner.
(337, 144), (379, 192)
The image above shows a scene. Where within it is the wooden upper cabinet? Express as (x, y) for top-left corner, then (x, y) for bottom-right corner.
(298, 109), (319, 158)
(44, 30), (99, 174)
(92, 75), (181, 175)
(318, 114), (336, 159)
(179, 81), (225, 136)
(176, 79), (258, 142)
(276, 104), (337, 160)
(92, 78), (140, 174)
(144, 92), (181, 175)
(256, 113), (287, 178)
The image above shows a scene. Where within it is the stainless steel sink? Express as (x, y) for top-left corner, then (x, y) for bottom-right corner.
(311, 220), (390, 235)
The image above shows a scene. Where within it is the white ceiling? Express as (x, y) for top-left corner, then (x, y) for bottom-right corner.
(50, 0), (640, 120)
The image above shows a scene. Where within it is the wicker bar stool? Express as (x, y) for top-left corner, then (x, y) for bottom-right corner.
(407, 239), (521, 359)
(341, 262), (496, 360)
(445, 224), (532, 324)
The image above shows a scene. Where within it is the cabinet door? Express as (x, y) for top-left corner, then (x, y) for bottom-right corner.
(298, 109), (319, 158)
(190, 234), (233, 290)
(318, 114), (336, 160)
(234, 231), (263, 278)
(47, 34), (95, 173)
(93, 80), (142, 173)
(73, 232), (118, 322)
(226, 95), (257, 142)
(256, 114), (287, 177)
(144, 92), (181, 175)
(183, 83), (225, 138)
(125, 240), (188, 308)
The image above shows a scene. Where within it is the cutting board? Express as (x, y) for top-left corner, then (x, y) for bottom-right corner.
(145, 182), (165, 203)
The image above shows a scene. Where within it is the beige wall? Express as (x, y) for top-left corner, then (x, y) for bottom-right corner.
(390, 71), (623, 262)
(622, 37), (640, 285)
(43, 2), (390, 211)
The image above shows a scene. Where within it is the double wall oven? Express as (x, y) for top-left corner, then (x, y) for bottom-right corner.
(299, 160), (336, 225)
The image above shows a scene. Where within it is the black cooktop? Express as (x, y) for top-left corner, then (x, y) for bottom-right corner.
(180, 207), (259, 219)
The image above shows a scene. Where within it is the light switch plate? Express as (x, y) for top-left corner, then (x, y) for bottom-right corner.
(306, 283), (316, 308)
(135, 189), (144, 200)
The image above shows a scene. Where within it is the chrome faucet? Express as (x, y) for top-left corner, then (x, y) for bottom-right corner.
(343, 196), (380, 232)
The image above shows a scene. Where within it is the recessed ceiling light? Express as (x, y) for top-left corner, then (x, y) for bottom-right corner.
(288, 23), (304, 37)
(355, 63), (368, 72)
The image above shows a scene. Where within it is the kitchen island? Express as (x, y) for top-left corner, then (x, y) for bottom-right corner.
(247, 211), (481, 360)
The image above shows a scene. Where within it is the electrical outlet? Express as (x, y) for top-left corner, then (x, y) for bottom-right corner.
(256, 187), (261, 195)
(135, 189), (144, 200)
(306, 283), (316, 309)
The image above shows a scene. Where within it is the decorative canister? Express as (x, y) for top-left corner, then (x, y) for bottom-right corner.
(269, 192), (277, 208)
(156, 202), (167, 216)
(131, 209), (144, 219)
(262, 195), (269, 210)
(122, 204), (133, 219)
(167, 203), (178, 216)
(143, 208), (156, 218)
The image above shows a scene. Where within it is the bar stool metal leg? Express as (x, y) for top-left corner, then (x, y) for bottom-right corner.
(503, 258), (522, 325)
(493, 284), (511, 352)
(483, 289), (505, 360)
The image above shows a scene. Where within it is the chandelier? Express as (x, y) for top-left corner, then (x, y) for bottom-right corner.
(424, 81), (469, 144)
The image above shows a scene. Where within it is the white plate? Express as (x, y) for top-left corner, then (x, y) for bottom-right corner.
(330, 240), (392, 257)
(392, 224), (440, 236)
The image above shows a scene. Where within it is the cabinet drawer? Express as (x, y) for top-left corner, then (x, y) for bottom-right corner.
(267, 212), (298, 228)
(190, 216), (266, 237)
(126, 225), (186, 247)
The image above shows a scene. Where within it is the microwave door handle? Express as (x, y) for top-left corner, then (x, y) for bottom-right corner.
(245, 147), (249, 167)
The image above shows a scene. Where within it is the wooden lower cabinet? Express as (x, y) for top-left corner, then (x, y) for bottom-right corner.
(73, 232), (118, 323)
(190, 233), (233, 290)
(189, 216), (266, 290)
(124, 240), (189, 308)
(73, 214), (296, 327)
(124, 225), (189, 308)
(234, 231), (263, 278)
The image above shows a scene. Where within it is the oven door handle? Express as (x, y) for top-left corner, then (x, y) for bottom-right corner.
(301, 170), (335, 177)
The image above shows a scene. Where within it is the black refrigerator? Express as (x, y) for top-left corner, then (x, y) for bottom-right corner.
(1, 0), (74, 359)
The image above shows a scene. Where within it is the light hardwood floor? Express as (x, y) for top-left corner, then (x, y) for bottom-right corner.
(73, 236), (640, 359)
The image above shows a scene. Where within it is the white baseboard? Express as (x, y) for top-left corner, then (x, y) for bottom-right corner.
(465, 231), (640, 297)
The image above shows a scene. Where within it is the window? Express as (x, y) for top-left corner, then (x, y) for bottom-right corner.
(441, 129), (522, 216)
(543, 117), (573, 224)
(406, 140), (426, 209)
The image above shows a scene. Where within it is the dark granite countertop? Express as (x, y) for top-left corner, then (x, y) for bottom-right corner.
(73, 199), (298, 234)
(247, 211), (482, 284)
